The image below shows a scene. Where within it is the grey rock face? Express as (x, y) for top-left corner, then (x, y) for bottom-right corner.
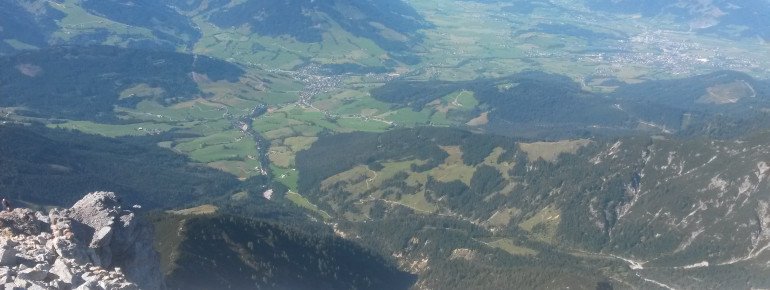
(0, 191), (163, 290)
(68, 191), (164, 290)
(90, 227), (113, 249)
(50, 258), (78, 285)
(0, 267), (10, 283)
(0, 208), (47, 237)
(16, 264), (48, 281)
(0, 242), (18, 266)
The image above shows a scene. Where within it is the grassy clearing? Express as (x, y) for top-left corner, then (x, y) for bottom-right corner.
(483, 147), (515, 178)
(186, 141), (253, 163)
(261, 90), (300, 105)
(252, 114), (304, 133)
(519, 205), (561, 243)
(49, 121), (174, 137)
(257, 103), (391, 148)
(178, 119), (233, 136)
(267, 145), (294, 168)
(173, 130), (257, 164)
(263, 127), (296, 140)
(326, 91), (391, 115)
(119, 84), (164, 99)
(483, 147), (506, 164)
(290, 125), (324, 137)
(207, 160), (260, 179)
(318, 159), (438, 212)
(343, 211), (370, 222)
(284, 136), (318, 152)
(168, 204), (219, 215)
(397, 191), (438, 214)
(53, 95), (263, 177)
(442, 90), (479, 108)
(429, 111), (452, 126)
(272, 165), (299, 192)
(286, 191), (332, 220)
(372, 160), (424, 186)
(314, 146), (475, 212)
(429, 146), (476, 185)
(466, 111), (489, 126)
(286, 108), (340, 130)
(484, 207), (519, 227)
(120, 100), (225, 122)
(174, 131), (243, 152)
(384, 108), (432, 126)
(518, 139), (591, 162)
(698, 80), (756, 104)
(486, 238), (539, 256)
(266, 136), (317, 170)
(4, 39), (38, 50)
(195, 75), (276, 106)
(230, 191), (250, 201)
(172, 129), (255, 164)
(320, 165), (371, 193)
(335, 117), (392, 132)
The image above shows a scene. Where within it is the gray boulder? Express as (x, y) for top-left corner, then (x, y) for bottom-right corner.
(0, 246), (17, 267)
(16, 264), (49, 281)
(0, 191), (163, 290)
(67, 192), (164, 290)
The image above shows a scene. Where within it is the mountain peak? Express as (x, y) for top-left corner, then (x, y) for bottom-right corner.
(0, 191), (163, 290)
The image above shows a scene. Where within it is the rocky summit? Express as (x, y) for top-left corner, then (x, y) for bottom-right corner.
(0, 191), (163, 290)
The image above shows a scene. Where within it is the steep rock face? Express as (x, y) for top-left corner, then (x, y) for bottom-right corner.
(572, 136), (770, 262)
(68, 191), (164, 290)
(0, 191), (164, 290)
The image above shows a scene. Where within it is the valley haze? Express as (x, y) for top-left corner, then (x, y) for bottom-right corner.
(0, 0), (769, 289)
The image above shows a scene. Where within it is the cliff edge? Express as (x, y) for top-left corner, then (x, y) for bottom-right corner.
(0, 191), (163, 290)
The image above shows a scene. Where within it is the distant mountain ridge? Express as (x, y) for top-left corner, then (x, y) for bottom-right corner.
(80, 0), (201, 47)
(372, 70), (770, 138)
(587, 0), (770, 39)
(0, 0), (430, 63)
(0, 0), (64, 54)
(192, 0), (430, 52)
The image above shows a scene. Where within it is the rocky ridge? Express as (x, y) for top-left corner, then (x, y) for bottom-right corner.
(0, 191), (163, 290)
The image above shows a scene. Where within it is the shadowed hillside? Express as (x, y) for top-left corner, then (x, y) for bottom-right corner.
(0, 46), (243, 122)
(0, 124), (242, 207)
(152, 213), (416, 290)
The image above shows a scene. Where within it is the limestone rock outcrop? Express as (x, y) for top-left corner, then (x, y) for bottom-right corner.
(0, 192), (164, 290)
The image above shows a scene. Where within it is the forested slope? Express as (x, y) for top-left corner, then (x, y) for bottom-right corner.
(153, 213), (415, 290)
(295, 126), (770, 289)
(0, 124), (242, 207)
